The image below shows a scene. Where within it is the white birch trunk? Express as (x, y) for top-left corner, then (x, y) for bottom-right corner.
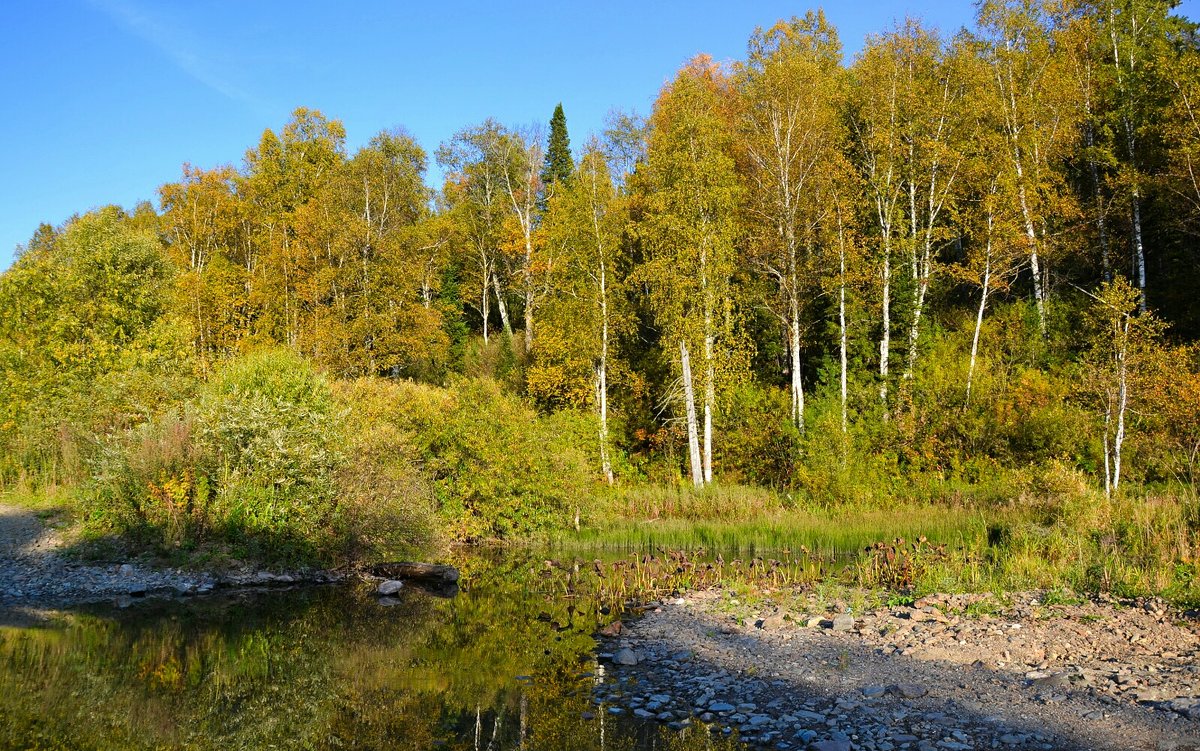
(790, 294), (804, 432)
(838, 218), (848, 437)
(906, 271), (929, 382)
(1113, 317), (1129, 494)
(704, 349), (714, 486)
(680, 340), (703, 488)
(1111, 11), (1147, 311)
(880, 237), (892, 414)
(967, 251), (991, 406)
(1103, 401), (1113, 499)
(524, 235), (535, 353)
(597, 262), (613, 484)
(492, 271), (513, 338)
(1130, 184), (1147, 312)
(481, 263), (490, 345)
(1015, 174), (1047, 333)
(905, 174), (921, 382)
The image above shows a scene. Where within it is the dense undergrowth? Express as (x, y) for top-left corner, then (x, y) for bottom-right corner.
(2, 340), (1197, 606)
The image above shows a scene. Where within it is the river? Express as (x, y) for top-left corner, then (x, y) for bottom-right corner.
(0, 551), (745, 751)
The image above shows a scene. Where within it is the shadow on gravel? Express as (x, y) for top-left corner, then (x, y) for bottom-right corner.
(601, 604), (1200, 751)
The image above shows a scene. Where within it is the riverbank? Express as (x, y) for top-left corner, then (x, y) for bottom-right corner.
(594, 588), (1200, 751)
(0, 503), (342, 605)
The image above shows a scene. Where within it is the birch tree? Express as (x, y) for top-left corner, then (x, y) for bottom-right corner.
(1095, 0), (1178, 309)
(1065, 9), (1117, 282)
(242, 108), (347, 347)
(828, 176), (864, 439)
(159, 164), (249, 363)
(637, 57), (740, 486)
(535, 142), (628, 483)
(976, 0), (1083, 333)
(896, 28), (974, 384)
(1083, 277), (1164, 497)
(296, 129), (446, 378)
(736, 11), (845, 433)
(849, 34), (909, 415)
(957, 168), (1024, 405)
(437, 121), (514, 343)
(497, 126), (546, 354)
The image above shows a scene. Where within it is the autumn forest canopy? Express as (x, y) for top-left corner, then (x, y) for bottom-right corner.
(4, 0), (1200, 562)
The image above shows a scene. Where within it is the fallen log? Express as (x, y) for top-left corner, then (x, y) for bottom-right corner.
(369, 561), (459, 583)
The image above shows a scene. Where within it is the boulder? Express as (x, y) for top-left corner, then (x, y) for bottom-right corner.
(377, 580), (404, 596)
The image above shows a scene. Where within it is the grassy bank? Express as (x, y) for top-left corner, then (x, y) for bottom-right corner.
(2, 345), (1197, 606)
(5, 475), (1199, 607)
(553, 482), (1200, 608)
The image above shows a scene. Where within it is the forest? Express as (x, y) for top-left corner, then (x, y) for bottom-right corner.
(2, 1), (1200, 591)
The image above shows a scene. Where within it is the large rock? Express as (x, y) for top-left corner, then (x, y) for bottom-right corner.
(377, 580), (404, 596)
(613, 648), (640, 666)
(830, 613), (856, 631)
(892, 683), (928, 699)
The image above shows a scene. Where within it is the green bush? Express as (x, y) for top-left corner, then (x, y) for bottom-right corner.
(87, 349), (343, 562)
(352, 377), (594, 541)
(714, 384), (801, 487)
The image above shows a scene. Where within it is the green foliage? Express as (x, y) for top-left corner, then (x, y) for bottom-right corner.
(0, 207), (192, 487)
(86, 350), (439, 564)
(713, 384), (801, 487)
(404, 378), (595, 541)
(195, 348), (340, 490)
(328, 377), (596, 543)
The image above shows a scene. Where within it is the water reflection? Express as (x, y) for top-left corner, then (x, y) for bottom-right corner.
(0, 553), (738, 750)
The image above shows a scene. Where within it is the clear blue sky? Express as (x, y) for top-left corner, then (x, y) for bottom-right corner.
(2, 0), (1196, 270)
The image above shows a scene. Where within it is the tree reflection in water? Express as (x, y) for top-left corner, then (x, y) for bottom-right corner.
(0, 552), (741, 751)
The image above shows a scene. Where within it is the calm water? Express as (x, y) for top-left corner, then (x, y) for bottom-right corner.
(0, 552), (740, 751)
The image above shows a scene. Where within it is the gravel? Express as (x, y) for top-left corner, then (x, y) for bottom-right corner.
(592, 589), (1200, 751)
(0, 504), (341, 606)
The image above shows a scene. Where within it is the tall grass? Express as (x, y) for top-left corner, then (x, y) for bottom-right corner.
(557, 482), (988, 555)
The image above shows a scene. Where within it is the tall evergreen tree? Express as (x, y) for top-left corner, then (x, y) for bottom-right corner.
(541, 103), (573, 203)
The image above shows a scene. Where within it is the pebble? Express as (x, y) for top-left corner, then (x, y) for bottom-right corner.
(830, 614), (856, 631)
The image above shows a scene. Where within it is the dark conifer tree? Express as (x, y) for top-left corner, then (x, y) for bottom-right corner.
(540, 103), (572, 208)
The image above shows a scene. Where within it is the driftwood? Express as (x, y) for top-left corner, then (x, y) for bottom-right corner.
(369, 561), (459, 584)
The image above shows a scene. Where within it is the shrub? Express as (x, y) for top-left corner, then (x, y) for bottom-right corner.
(714, 384), (801, 487)
(333, 379), (445, 558)
(87, 349), (343, 561)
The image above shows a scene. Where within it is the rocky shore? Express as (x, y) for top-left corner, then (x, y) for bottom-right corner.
(0, 503), (342, 606)
(594, 589), (1200, 751)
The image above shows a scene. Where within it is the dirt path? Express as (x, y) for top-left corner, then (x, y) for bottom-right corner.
(0, 503), (58, 557)
(595, 589), (1200, 751)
